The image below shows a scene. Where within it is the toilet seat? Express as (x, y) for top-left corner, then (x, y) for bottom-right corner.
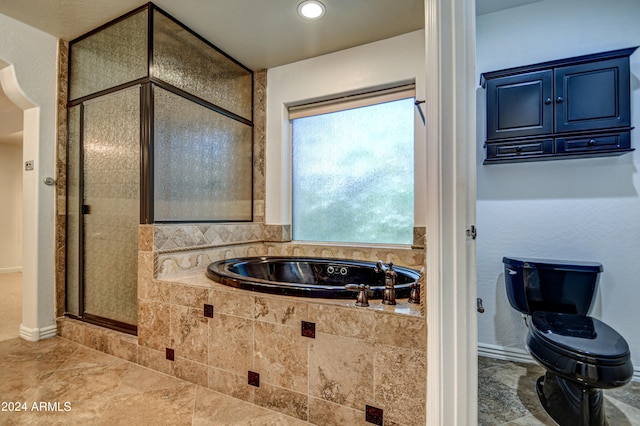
(527, 311), (633, 388)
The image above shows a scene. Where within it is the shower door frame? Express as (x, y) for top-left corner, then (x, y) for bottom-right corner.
(64, 4), (255, 335)
(65, 83), (149, 335)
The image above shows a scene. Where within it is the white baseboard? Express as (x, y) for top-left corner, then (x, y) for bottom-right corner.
(478, 342), (640, 382)
(19, 324), (57, 342)
(478, 342), (535, 364)
(0, 267), (22, 274)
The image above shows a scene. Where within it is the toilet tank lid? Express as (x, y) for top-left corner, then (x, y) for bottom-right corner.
(502, 257), (603, 273)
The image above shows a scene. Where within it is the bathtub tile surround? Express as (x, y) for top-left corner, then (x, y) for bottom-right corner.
(256, 295), (309, 326)
(59, 223), (426, 424)
(169, 304), (208, 364)
(309, 332), (375, 408)
(412, 226), (426, 248)
(254, 321), (309, 392)
(154, 228), (425, 279)
(134, 272), (426, 425)
(209, 313), (253, 373)
(265, 224), (293, 242)
(154, 223), (264, 251)
(57, 318), (138, 363)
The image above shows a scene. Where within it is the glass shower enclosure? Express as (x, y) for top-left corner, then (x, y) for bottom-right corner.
(65, 4), (253, 333)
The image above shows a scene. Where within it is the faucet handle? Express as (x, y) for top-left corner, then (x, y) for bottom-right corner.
(345, 284), (371, 307)
(408, 282), (420, 304)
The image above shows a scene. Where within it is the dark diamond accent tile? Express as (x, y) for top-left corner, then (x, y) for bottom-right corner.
(365, 404), (383, 425)
(301, 321), (315, 339)
(204, 304), (214, 318)
(166, 348), (175, 361)
(248, 371), (260, 387)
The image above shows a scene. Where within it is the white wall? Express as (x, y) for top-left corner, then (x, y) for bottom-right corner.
(266, 30), (426, 227)
(476, 0), (640, 376)
(0, 13), (58, 340)
(0, 143), (22, 272)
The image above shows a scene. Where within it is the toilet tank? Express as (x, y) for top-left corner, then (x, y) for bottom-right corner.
(502, 257), (603, 315)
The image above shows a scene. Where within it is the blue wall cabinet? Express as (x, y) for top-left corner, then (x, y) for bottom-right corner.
(481, 47), (637, 164)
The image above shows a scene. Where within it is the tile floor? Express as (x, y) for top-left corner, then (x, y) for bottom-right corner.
(478, 356), (640, 425)
(0, 272), (21, 341)
(1, 272), (639, 425)
(0, 337), (308, 425)
(3, 339), (639, 426)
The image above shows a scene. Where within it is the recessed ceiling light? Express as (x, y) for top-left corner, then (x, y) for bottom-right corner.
(298, 0), (325, 19)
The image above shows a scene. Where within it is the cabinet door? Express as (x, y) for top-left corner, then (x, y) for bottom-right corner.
(486, 70), (553, 140)
(554, 57), (630, 133)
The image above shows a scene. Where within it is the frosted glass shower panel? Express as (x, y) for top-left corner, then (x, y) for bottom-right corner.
(69, 9), (148, 101)
(82, 87), (140, 326)
(65, 105), (81, 316)
(154, 87), (252, 221)
(152, 10), (252, 121)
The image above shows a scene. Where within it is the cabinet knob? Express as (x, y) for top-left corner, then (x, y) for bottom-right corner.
(544, 98), (552, 105)
(556, 97), (564, 103)
(588, 139), (597, 146)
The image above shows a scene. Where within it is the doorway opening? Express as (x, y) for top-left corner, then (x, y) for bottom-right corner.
(0, 64), (24, 340)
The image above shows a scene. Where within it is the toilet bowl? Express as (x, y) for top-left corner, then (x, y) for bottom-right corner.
(503, 257), (633, 426)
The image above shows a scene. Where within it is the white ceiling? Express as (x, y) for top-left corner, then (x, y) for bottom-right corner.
(0, 0), (544, 145)
(0, 0), (544, 71)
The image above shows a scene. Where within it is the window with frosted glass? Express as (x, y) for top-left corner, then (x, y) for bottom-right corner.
(153, 10), (252, 121)
(292, 97), (414, 244)
(153, 87), (252, 222)
(69, 9), (148, 101)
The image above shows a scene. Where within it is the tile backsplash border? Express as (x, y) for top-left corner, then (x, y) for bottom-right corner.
(152, 223), (425, 253)
(151, 223), (426, 279)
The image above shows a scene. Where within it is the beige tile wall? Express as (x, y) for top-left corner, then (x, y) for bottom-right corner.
(60, 223), (427, 425)
(55, 39), (69, 318)
(144, 275), (425, 425)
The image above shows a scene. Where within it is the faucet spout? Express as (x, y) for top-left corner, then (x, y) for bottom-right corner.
(381, 262), (397, 305)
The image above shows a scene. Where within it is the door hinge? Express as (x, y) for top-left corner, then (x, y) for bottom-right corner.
(466, 225), (477, 240)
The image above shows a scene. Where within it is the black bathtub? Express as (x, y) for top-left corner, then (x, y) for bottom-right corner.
(206, 256), (421, 299)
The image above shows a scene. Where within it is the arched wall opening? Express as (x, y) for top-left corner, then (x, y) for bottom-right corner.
(0, 11), (59, 341)
(0, 63), (42, 340)
(0, 61), (23, 340)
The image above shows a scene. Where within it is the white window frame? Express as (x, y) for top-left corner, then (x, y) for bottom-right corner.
(288, 84), (415, 119)
(288, 84), (417, 245)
